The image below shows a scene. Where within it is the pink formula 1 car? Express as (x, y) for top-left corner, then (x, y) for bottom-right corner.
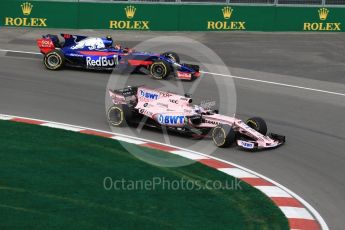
(107, 86), (285, 150)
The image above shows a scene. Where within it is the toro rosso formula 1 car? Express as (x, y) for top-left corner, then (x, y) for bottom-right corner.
(107, 86), (285, 150)
(36, 34), (200, 81)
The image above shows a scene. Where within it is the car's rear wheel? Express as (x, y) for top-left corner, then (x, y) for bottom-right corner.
(150, 60), (171, 80)
(44, 49), (65, 70)
(246, 117), (267, 135)
(161, 51), (180, 64)
(107, 104), (133, 127)
(212, 124), (236, 148)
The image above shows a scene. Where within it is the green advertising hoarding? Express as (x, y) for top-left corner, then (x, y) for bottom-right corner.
(0, 0), (78, 28)
(179, 5), (275, 31)
(0, 1), (344, 32)
(78, 3), (180, 30)
(275, 6), (343, 31)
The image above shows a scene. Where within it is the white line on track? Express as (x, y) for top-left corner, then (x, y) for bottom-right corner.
(0, 48), (344, 98)
(0, 48), (41, 55)
(201, 71), (345, 97)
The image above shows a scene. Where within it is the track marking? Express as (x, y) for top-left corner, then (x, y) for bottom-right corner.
(255, 186), (292, 198)
(201, 71), (345, 97)
(0, 48), (344, 98)
(0, 49), (41, 55)
(170, 150), (209, 160)
(219, 168), (258, 178)
(111, 135), (146, 145)
(280, 207), (314, 220)
(41, 122), (83, 132)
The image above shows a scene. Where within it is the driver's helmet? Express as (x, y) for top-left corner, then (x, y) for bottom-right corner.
(104, 35), (113, 48)
(194, 105), (201, 113)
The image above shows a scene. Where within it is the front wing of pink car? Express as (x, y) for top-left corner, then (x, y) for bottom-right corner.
(236, 133), (285, 150)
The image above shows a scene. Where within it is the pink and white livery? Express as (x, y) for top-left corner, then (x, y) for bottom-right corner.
(107, 86), (285, 150)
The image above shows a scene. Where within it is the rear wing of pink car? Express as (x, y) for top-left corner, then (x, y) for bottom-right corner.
(108, 86), (140, 105)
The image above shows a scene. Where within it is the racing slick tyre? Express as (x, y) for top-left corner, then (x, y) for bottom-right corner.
(161, 51), (180, 64)
(107, 104), (133, 127)
(150, 60), (171, 80)
(212, 124), (236, 148)
(44, 49), (65, 70)
(246, 117), (267, 135)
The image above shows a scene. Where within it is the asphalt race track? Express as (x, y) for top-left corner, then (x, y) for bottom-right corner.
(1, 28), (345, 229)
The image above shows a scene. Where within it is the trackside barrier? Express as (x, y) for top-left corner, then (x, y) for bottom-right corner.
(1, 0), (344, 32)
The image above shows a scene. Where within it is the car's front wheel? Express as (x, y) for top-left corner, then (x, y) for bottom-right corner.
(44, 49), (65, 70)
(212, 124), (235, 148)
(150, 60), (171, 80)
(246, 117), (267, 135)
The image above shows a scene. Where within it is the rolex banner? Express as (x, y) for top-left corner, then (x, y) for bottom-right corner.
(179, 5), (273, 31)
(78, 3), (180, 30)
(275, 6), (344, 31)
(78, 3), (345, 32)
(0, 1), (344, 32)
(0, 0), (78, 28)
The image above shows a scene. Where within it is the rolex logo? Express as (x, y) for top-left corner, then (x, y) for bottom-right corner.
(222, 6), (233, 19)
(318, 8), (329, 21)
(4, 1), (47, 27)
(125, 5), (136, 19)
(110, 4), (149, 30)
(207, 6), (245, 30)
(303, 7), (340, 31)
(21, 2), (33, 16)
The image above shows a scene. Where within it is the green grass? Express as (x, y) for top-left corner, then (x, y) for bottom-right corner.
(0, 120), (288, 230)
